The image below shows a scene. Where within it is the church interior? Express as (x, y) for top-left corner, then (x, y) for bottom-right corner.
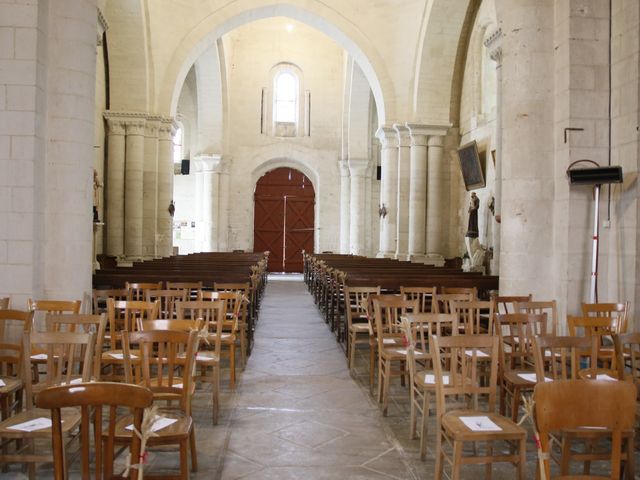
(0, 0), (639, 478)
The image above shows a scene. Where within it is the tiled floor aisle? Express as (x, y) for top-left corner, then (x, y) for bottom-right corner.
(210, 274), (419, 479)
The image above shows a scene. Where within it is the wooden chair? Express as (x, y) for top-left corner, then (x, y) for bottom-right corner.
(343, 286), (380, 375)
(0, 330), (94, 476)
(582, 302), (629, 335)
(490, 294), (532, 315)
(451, 300), (494, 335)
(515, 300), (558, 335)
(176, 300), (225, 424)
(122, 329), (198, 479)
(402, 313), (458, 460)
(27, 299), (81, 329)
(372, 296), (419, 415)
(495, 313), (546, 422)
(145, 289), (188, 320)
(35, 382), (153, 480)
(44, 313), (107, 382)
(432, 292), (474, 314)
(533, 335), (634, 478)
(431, 334), (526, 479)
(199, 290), (242, 389)
(400, 286), (436, 313)
(0, 309), (33, 421)
(0, 298), (9, 309)
(214, 282), (251, 368)
(568, 315), (619, 373)
(92, 288), (130, 315)
(101, 299), (159, 381)
(166, 281), (203, 301)
(534, 379), (636, 480)
(125, 281), (163, 301)
(614, 333), (640, 447)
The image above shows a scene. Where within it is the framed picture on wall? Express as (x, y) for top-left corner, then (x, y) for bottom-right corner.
(457, 140), (486, 191)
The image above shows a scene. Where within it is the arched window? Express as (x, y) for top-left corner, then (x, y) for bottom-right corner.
(173, 126), (183, 164)
(274, 71), (298, 123)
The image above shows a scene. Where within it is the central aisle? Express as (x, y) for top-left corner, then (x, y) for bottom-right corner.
(212, 275), (418, 479)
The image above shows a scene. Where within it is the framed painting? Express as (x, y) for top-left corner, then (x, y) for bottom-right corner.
(457, 140), (485, 191)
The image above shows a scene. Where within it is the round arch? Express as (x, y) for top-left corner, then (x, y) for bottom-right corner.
(158, 1), (390, 124)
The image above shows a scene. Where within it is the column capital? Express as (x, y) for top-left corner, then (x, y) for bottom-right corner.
(348, 157), (370, 177)
(375, 126), (399, 148)
(406, 123), (450, 137)
(393, 124), (411, 147)
(144, 118), (160, 137)
(484, 28), (503, 65)
(427, 135), (444, 147)
(125, 119), (146, 136)
(158, 117), (177, 140)
(193, 154), (223, 173)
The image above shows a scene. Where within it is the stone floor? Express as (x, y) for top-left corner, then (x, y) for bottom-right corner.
(6, 274), (637, 478)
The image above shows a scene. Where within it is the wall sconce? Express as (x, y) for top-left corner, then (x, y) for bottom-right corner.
(378, 204), (388, 218)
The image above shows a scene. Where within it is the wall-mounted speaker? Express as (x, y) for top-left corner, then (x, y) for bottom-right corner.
(181, 159), (190, 175)
(567, 166), (623, 185)
(376, 165), (382, 181)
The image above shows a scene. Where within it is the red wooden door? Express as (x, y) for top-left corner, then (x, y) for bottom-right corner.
(254, 168), (314, 272)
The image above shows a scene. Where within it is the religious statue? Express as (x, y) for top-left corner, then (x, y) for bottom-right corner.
(93, 169), (102, 223)
(465, 192), (479, 238)
(168, 200), (175, 217)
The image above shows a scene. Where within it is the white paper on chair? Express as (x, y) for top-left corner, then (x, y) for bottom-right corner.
(464, 349), (489, 358)
(595, 374), (617, 382)
(517, 373), (552, 383)
(382, 338), (396, 345)
(0, 379), (6, 387)
(8, 417), (52, 432)
(126, 416), (178, 433)
(31, 353), (47, 360)
(460, 416), (502, 432)
(108, 353), (138, 360)
(423, 374), (449, 385)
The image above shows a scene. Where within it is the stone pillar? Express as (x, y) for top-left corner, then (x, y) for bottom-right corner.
(157, 119), (175, 257)
(394, 125), (411, 260)
(193, 160), (204, 252)
(376, 127), (399, 258)
(485, 28), (503, 275)
(406, 125), (428, 261)
(426, 133), (447, 264)
(218, 158), (230, 251)
(339, 159), (351, 254)
(142, 118), (160, 259)
(348, 158), (369, 254)
(198, 155), (222, 252)
(124, 119), (145, 260)
(104, 116), (126, 258)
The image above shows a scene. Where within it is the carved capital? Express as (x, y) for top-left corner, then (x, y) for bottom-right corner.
(393, 124), (411, 147)
(375, 126), (399, 149)
(484, 28), (503, 65)
(193, 154), (223, 173)
(348, 157), (370, 177)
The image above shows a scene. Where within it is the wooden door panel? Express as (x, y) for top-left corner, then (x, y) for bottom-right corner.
(254, 196), (284, 271)
(285, 196), (314, 273)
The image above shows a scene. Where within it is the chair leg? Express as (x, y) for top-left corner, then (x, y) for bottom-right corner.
(517, 436), (526, 480)
(189, 427), (198, 472)
(485, 441), (493, 480)
(369, 343), (376, 394)
(511, 386), (520, 423)
(452, 440), (463, 480)
(212, 365), (220, 425)
(625, 436), (635, 479)
(179, 438), (189, 480)
(348, 332), (355, 370)
(409, 386), (417, 440)
(382, 359), (391, 416)
(435, 426), (444, 479)
(419, 391), (430, 460)
(560, 437), (571, 475)
(229, 344), (236, 390)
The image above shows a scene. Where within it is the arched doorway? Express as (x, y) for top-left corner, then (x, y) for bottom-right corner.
(254, 167), (315, 272)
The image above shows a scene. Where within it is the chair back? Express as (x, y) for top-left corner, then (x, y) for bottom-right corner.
(166, 281), (203, 301)
(451, 300), (494, 335)
(515, 300), (558, 335)
(106, 299), (159, 351)
(123, 329), (198, 413)
(431, 334), (499, 413)
(214, 282), (251, 325)
(0, 309), (33, 376)
(35, 382), (153, 480)
(534, 379), (636, 480)
(432, 292), (473, 314)
(125, 281), (163, 301)
(490, 294), (532, 315)
(145, 289), (187, 319)
(92, 288), (130, 314)
(372, 296), (419, 350)
(403, 313), (458, 380)
(532, 335), (597, 381)
(495, 313), (546, 371)
(440, 286), (478, 299)
(0, 297), (9, 309)
(581, 302), (629, 334)
(28, 299), (81, 331)
(175, 300), (226, 358)
(614, 332), (640, 385)
(24, 330), (95, 408)
(400, 286), (436, 313)
(139, 318), (203, 333)
(45, 313), (107, 380)
(344, 286), (381, 333)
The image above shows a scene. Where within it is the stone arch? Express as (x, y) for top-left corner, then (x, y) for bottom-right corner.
(159, 2), (390, 124)
(411, 0), (478, 124)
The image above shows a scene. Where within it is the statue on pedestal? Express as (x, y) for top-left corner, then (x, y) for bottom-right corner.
(463, 192), (486, 272)
(465, 192), (479, 238)
(93, 169), (102, 223)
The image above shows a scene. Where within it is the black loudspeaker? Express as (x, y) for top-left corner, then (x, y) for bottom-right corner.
(567, 166), (623, 185)
(181, 159), (190, 175)
(376, 165), (382, 180)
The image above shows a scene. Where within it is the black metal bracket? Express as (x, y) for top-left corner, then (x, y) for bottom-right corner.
(564, 127), (585, 143)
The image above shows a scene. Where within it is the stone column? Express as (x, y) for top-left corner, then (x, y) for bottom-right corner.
(218, 158), (230, 251)
(406, 124), (429, 261)
(198, 155), (222, 252)
(142, 118), (160, 259)
(376, 127), (399, 258)
(394, 124), (411, 260)
(339, 159), (351, 254)
(124, 118), (145, 260)
(193, 160), (204, 252)
(157, 119), (175, 257)
(104, 115), (126, 258)
(485, 28), (503, 275)
(426, 133), (447, 265)
(348, 158), (369, 254)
